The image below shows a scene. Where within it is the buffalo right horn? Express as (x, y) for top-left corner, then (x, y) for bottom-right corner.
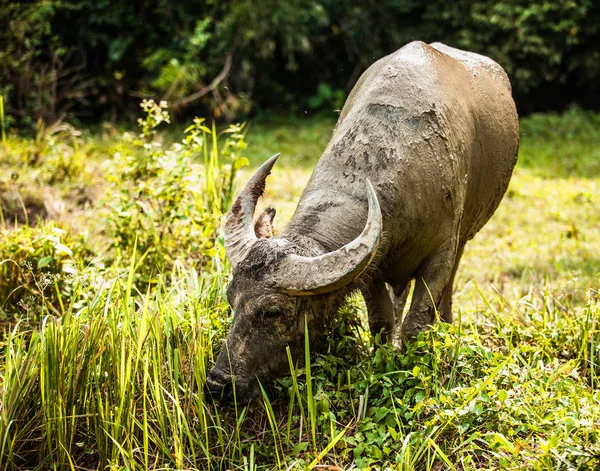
(269, 179), (382, 295)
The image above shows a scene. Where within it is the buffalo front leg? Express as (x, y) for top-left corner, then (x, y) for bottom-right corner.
(401, 238), (458, 342)
(389, 283), (410, 326)
(362, 281), (395, 344)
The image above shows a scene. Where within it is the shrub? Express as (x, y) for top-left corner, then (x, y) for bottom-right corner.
(518, 106), (600, 177)
(4, 0), (600, 123)
(103, 99), (248, 284)
(0, 222), (94, 320)
(0, 118), (99, 224)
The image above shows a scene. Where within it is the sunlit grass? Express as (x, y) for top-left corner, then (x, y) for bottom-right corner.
(245, 113), (337, 167)
(5, 274), (596, 469)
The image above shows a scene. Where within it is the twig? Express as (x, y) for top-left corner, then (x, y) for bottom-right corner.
(172, 53), (233, 108)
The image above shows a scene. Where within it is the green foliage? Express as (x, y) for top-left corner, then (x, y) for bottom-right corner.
(0, 222), (93, 320)
(0, 271), (598, 469)
(519, 106), (600, 177)
(2, 0), (599, 123)
(244, 114), (337, 167)
(1, 96), (6, 143)
(0, 119), (98, 225)
(0, 0), (65, 125)
(142, 18), (211, 101)
(426, 0), (600, 110)
(0, 111), (599, 469)
(307, 83), (346, 111)
(103, 99), (248, 282)
(0, 264), (230, 469)
(0, 98), (248, 315)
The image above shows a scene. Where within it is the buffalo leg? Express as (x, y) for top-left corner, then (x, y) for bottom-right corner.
(438, 244), (465, 324)
(388, 283), (410, 325)
(363, 281), (395, 344)
(389, 282), (410, 347)
(401, 239), (458, 341)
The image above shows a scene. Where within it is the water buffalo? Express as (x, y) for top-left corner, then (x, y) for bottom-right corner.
(205, 41), (519, 403)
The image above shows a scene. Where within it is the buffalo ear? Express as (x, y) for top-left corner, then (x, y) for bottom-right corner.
(254, 207), (276, 238)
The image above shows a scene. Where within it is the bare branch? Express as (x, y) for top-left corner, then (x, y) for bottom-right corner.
(171, 53), (233, 109)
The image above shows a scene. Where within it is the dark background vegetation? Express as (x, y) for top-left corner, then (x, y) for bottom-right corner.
(2, 0), (599, 126)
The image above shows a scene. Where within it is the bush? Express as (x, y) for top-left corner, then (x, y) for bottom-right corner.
(0, 118), (100, 224)
(518, 106), (600, 177)
(425, 0), (600, 112)
(2, 0), (599, 123)
(103, 99), (248, 284)
(0, 222), (94, 320)
(0, 98), (249, 316)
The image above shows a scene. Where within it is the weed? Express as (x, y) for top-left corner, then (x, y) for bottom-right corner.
(103, 100), (248, 285)
(0, 222), (94, 320)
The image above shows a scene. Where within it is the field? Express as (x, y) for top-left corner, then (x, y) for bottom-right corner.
(0, 104), (599, 470)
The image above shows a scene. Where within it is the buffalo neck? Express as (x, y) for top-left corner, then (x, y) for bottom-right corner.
(282, 187), (368, 254)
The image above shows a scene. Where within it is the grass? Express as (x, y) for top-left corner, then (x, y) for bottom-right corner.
(518, 108), (600, 178)
(245, 113), (337, 167)
(0, 106), (599, 470)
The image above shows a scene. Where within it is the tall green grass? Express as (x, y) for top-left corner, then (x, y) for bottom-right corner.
(1, 270), (598, 469)
(0, 96), (6, 144)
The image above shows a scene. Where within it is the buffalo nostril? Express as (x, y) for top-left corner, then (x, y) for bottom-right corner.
(204, 371), (233, 403)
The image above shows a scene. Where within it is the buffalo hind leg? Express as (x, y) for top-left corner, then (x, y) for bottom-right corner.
(363, 281), (395, 344)
(401, 238), (458, 342)
(437, 244), (465, 324)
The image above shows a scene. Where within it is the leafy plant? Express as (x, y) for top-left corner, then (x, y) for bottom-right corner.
(104, 99), (248, 282)
(0, 110), (599, 470)
(4, 0), (600, 123)
(0, 222), (94, 320)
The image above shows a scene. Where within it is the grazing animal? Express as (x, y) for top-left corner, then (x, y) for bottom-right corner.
(205, 41), (519, 403)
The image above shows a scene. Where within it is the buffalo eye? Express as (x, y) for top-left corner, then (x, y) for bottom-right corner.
(263, 307), (284, 319)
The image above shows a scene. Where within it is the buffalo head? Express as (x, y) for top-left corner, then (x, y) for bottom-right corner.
(205, 154), (382, 404)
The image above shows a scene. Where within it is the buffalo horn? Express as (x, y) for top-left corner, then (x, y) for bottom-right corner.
(271, 179), (382, 295)
(224, 153), (279, 269)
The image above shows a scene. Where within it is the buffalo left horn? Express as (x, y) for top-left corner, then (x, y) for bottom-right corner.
(224, 153), (280, 269)
(270, 179), (382, 295)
